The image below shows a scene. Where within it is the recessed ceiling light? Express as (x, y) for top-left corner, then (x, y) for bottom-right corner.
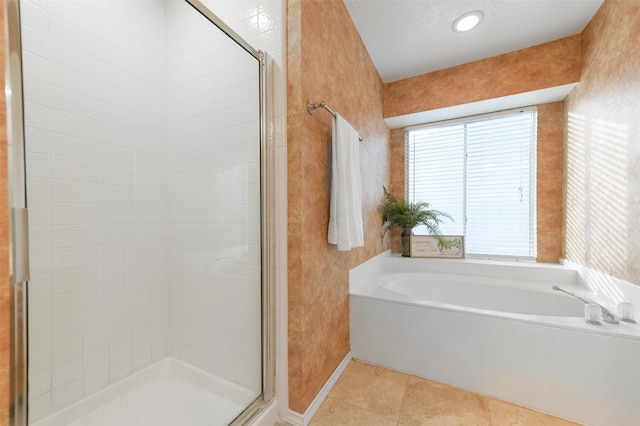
(452, 10), (484, 33)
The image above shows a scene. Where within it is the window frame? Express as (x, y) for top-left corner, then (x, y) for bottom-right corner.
(405, 106), (538, 261)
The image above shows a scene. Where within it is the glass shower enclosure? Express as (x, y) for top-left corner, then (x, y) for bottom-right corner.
(6, 0), (271, 424)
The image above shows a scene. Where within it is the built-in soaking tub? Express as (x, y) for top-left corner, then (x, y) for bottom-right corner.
(349, 252), (640, 426)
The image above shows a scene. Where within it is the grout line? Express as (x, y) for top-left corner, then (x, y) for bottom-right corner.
(393, 375), (410, 426)
(321, 360), (581, 425)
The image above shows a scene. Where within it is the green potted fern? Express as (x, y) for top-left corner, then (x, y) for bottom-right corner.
(380, 187), (453, 257)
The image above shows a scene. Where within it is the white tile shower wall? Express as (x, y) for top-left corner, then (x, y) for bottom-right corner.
(165, 0), (262, 394)
(23, 0), (171, 421)
(213, 0), (286, 408)
(201, 0), (288, 414)
(22, 0), (285, 421)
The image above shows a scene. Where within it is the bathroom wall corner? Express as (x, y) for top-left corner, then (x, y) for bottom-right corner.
(387, 128), (405, 254)
(564, 0), (640, 287)
(286, 0), (390, 414)
(537, 101), (565, 263)
(0, 1), (10, 421)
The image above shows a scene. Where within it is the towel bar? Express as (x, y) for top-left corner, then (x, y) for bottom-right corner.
(307, 99), (363, 141)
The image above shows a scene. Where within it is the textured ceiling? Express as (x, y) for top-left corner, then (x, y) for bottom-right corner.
(344, 0), (604, 83)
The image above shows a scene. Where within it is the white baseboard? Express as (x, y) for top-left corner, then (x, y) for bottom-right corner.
(283, 410), (304, 426)
(284, 352), (352, 426)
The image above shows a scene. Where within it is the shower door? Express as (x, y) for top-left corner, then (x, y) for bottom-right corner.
(8, 0), (267, 424)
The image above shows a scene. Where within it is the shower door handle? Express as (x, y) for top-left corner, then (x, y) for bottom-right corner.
(11, 207), (30, 284)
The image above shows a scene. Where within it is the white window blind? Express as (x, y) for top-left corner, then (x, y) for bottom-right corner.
(406, 107), (537, 259)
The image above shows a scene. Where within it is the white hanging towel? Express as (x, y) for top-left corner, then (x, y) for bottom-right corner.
(328, 113), (364, 251)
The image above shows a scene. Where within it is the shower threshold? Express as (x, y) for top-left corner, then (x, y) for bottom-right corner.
(31, 357), (259, 426)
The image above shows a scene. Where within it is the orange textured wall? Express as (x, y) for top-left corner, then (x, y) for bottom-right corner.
(287, 0), (390, 414)
(384, 35), (581, 119)
(537, 101), (565, 263)
(0, 0), (10, 423)
(387, 128), (405, 254)
(565, 0), (640, 284)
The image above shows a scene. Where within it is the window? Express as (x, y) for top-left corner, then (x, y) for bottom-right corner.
(406, 107), (537, 259)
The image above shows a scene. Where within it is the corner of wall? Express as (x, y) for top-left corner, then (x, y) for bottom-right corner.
(536, 101), (565, 263)
(563, 0), (640, 286)
(0, 1), (10, 421)
(285, 0), (390, 414)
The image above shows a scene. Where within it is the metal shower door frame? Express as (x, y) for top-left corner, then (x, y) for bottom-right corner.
(5, 0), (29, 424)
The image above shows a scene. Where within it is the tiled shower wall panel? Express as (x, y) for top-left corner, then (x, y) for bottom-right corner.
(22, 0), (170, 421)
(201, 0), (288, 411)
(165, 0), (262, 393)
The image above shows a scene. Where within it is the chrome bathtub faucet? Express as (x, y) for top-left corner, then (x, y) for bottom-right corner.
(552, 285), (622, 325)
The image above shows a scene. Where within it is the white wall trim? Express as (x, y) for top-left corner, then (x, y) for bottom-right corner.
(283, 410), (304, 426)
(284, 352), (353, 426)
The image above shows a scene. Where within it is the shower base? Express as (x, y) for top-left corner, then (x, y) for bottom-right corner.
(31, 357), (259, 426)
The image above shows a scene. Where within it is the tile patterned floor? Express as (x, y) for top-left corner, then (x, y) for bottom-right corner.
(309, 360), (580, 426)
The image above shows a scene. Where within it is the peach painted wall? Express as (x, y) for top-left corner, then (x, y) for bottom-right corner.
(565, 0), (640, 284)
(537, 101), (565, 263)
(384, 35), (581, 119)
(0, 0), (9, 423)
(387, 128), (405, 254)
(287, 0), (390, 414)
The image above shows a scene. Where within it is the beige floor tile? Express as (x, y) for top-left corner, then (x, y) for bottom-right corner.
(310, 361), (578, 426)
(485, 398), (581, 426)
(310, 395), (397, 426)
(327, 360), (409, 420)
(398, 376), (491, 426)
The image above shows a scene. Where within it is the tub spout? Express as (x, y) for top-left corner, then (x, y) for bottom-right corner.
(552, 286), (621, 324)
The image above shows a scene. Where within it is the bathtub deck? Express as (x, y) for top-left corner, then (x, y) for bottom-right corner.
(310, 359), (579, 426)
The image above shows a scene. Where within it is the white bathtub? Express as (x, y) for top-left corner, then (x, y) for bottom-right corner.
(349, 252), (640, 426)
